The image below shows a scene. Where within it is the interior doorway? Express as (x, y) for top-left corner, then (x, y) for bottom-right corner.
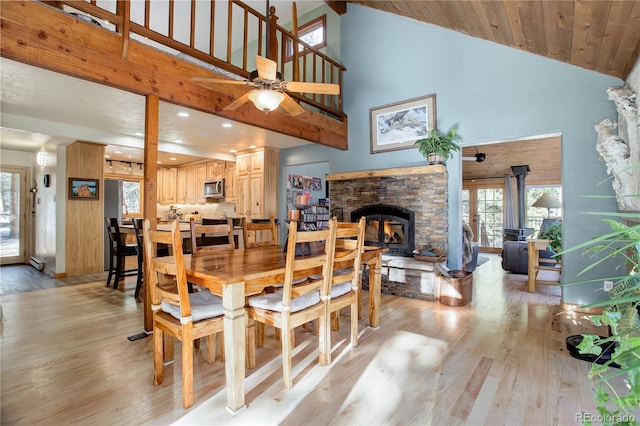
(461, 134), (562, 254)
(0, 166), (29, 264)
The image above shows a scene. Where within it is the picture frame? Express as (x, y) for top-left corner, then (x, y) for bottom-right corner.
(369, 93), (437, 154)
(68, 178), (99, 200)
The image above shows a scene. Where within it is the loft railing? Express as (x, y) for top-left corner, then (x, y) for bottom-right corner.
(42, 0), (345, 119)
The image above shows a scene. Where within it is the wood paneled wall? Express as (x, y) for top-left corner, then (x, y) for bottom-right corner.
(66, 142), (104, 275)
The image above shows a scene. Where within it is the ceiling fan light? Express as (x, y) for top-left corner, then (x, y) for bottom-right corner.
(248, 90), (284, 112)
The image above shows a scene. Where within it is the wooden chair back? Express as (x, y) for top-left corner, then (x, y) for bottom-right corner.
(143, 219), (191, 317)
(132, 218), (144, 252)
(242, 216), (277, 248)
(323, 217), (366, 362)
(329, 217), (366, 292)
(281, 218), (337, 309)
(104, 217), (123, 254)
(189, 217), (234, 256)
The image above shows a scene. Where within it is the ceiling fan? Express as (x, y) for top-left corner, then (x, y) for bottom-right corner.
(463, 147), (487, 163)
(191, 55), (339, 116)
(463, 152), (487, 163)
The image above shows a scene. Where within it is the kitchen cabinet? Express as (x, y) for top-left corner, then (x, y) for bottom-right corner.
(206, 160), (225, 180)
(225, 163), (236, 202)
(176, 165), (195, 204)
(235, 148), (278, 219)
(158, 167), (177, 204)
(194, 162), (208, 203)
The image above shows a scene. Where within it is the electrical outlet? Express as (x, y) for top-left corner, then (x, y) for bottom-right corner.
(604, 280), (614, 292)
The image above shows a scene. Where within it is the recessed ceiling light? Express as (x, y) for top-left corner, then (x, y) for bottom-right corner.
(134, 132), (144, 137)
(175, 139), (182, 144)
(229, 149), (237, 153)
(104, 154), (110, 158)
(169, 157), (177, 161)
(114, 150), (123, 154)
(157, 160), (162, 164)
(249, 145), (256, 149)
(178, 112), (190, 117)
(222, 123), (232, 128)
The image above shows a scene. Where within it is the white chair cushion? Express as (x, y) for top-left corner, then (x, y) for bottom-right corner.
(330, 282), (352, 298)
(248, 290), (320, 313)
(161, 289), (223, 322)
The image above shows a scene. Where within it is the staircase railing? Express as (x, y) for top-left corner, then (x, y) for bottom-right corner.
(42, 0), (345, 119)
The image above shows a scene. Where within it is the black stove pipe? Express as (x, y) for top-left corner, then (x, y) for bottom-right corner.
(511, 165), (530, 229)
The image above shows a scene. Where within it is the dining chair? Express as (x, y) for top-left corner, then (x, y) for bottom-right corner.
(201, 217), (238, 249)
(143, 219), (225, 409)
(130, 218), (146, 299)
(246, 217), (337, 388)
(241, 216), (277, 249)
(190, 218), (234, 255)
(104, 217), (140, 291)
(325, 217), (366, 363)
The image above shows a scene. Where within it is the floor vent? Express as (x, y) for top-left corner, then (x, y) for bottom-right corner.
(29, 256), (44, 271)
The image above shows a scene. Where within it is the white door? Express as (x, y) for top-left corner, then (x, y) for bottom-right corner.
(0, 167), (28, 264)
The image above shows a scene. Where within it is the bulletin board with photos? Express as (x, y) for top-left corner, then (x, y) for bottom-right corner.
(286, 173), (329, 230)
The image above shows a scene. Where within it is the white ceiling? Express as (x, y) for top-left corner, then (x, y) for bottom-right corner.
(0, 0), (325, 165)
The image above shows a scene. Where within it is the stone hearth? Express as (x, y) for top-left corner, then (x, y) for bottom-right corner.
(327, 166), (448, 299)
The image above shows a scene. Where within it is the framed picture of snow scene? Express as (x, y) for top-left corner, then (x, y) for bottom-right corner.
(369, 94), (436, 154)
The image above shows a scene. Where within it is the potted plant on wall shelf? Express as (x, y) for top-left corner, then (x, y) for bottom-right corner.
(414, 124), (462, 165)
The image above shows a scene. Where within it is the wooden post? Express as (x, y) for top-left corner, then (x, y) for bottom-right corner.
(116, 0), (131, 58)
(143, 94), (159, 333)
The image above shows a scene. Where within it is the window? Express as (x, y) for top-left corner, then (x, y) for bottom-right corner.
(526, 186), (562, 230)
(285, 15), (326, 61)
(123, 180), (141, 215)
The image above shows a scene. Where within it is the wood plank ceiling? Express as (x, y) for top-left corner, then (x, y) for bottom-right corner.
(342, 0), (640, 80)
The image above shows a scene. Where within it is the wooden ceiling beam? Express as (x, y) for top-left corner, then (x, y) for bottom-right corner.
(324, 1), (348, 16)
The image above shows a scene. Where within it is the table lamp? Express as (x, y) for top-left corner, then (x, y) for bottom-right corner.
(532, 192), (561, 218)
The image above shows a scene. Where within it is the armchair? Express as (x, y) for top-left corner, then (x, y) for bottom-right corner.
(501, 219), (561, 274)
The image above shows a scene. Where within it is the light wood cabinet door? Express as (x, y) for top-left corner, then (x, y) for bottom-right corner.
(162, 167), (177, 204)
(195, 163), (207, 203)
(236, 154), (250, 176)
(224, 164), (236, 202)
(249, 151), (264, 174)
(249, 173), (264, 219)
(236, 174), (250, 216)
(157, 168), (163, 202)
(206, 160), (225, 180)
(177, 165), (195, 204)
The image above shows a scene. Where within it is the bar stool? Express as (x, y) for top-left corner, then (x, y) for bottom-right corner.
(131, 218), (146, 299)
(104, 217), (140, 291)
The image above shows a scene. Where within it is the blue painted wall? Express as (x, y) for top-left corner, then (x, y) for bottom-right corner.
(280, 5), (623, 305)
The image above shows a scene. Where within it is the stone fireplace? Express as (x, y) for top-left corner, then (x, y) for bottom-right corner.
(327, 165), (449, 301)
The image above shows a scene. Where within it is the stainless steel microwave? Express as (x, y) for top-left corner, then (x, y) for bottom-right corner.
(204, 179), (225, 199)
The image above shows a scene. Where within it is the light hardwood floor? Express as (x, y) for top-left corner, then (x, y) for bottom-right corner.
(1, 255), (631, 425)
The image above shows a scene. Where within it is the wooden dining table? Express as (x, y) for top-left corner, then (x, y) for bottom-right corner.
(147, 243), (387, 412)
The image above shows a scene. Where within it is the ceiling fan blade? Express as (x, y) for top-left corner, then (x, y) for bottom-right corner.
(223, 91), (252, 111)
(462, 157), (476, 161)
(190, 77), (249, 89)
(282, 81), (340, 95)
(255, 55), (277, 81)
(279, 92), (305, 116)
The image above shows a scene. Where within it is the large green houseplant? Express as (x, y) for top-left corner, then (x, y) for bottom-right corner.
(414, 125), (462, 165)
(562, 207), (640, 423)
